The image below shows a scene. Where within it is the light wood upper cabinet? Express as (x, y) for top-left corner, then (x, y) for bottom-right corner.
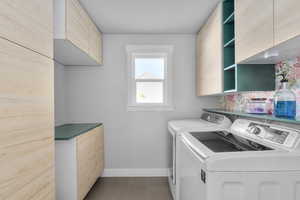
(235, 0), (274, 63)
(274, 0), (300, 45)
(66, 0), (90, 54)
(0, 0), (53, 58)
(54, 0), (103, 65)
(88, 19), (103, 64)
(234, 0), (300, 64)
(197, 3), (223, 96)
(0, 37), (54, 199)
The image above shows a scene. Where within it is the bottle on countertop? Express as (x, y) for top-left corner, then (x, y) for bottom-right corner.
(274, 74), (296, 119)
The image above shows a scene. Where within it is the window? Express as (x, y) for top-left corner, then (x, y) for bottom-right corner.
(126, 45), (174, 111)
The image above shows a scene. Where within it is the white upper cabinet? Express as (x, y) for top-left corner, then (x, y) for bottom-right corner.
(54, 0), (103, 66)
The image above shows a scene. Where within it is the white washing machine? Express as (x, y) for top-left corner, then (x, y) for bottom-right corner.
(168, 112), (232, 199)
(179, 119), (300, 200)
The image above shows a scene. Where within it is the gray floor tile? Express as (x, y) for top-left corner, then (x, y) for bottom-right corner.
(85, 177), (173, 200)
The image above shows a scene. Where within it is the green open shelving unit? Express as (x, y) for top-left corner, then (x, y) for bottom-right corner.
(222, 0), (275, 93)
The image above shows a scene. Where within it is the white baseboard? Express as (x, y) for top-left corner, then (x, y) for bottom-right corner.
(102, 168), (169, 177)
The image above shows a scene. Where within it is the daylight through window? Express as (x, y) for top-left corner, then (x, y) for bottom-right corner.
(127, 45), (173, 111)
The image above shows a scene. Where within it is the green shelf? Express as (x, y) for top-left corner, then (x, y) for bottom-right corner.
(224, 47), (235, 69)
(221, 0), (275, 94)
(224, 68), (236, 91)
(224, 64), (236, 71)
(204, 109), (300, 125)
(224, 38), (235, 48)
(223, 23), (235, 45)
(223, 12), (234, 24)
(236, 64), (275, 91)
(223, 0), (234, 22)
(223, 89), (237, 93)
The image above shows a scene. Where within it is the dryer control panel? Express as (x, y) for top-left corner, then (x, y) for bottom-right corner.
(201, 113), (224, 124)
(231, 119), (300, 149)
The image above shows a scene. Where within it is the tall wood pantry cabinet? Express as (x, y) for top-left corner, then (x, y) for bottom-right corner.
(0, 0), (55, 199)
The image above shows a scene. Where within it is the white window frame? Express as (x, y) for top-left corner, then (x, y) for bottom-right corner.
(126, 45), (174, 111)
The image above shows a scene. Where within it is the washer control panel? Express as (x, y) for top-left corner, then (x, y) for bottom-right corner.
(232, 119), (299, 149)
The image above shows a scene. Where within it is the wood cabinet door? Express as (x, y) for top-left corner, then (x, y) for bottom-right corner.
(0, 38), (54, 200)
(196, 3), (223, 96)
(94, 126), (104, 178)
(77, 126), (104, 200)
(66, 0), (90, 55)
(77, 130), (97, 200)
(88, 20), (102, 64)
(274, 0), (300, 45)
(235, 0), (274, 63)
(0, 0), (53, 58)
(98, 32), (103, 65)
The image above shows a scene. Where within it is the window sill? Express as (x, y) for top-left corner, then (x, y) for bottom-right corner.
(127, 105), (174, 112)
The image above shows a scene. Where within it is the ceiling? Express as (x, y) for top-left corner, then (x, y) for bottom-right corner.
(80, 0), (221, 34)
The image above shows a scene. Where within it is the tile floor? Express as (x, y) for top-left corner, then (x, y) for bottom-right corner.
(85, 177), (173, 200)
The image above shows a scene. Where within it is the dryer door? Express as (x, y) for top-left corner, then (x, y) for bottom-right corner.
(179, 136), (206, 200)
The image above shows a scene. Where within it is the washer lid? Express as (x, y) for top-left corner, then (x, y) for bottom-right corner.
(181, 130), (300, 172)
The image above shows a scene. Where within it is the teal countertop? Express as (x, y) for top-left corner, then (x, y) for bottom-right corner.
(55, 123), (102, 140)
(204, 109), (300, 125)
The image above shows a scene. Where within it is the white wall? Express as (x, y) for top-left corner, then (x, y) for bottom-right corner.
(63, 34), (219, 176)
(54, 61), (66, 126)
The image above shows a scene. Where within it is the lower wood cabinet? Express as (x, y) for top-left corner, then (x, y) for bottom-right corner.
(55, 125), (104, 200)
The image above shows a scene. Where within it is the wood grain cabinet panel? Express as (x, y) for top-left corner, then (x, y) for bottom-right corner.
(274, 0), (300, 45)
(0, 0), (53, 58)
(0, 37), (54, 199)
(54, 0), (103, 65)
(235, 0), (274, 63)
(76, 126), (104, 200)
(66, 0), (90, 55)
(196, 3), (223, 96)
(88, 20), (102, 64)
(77, 130), (97, 200)
(95, 126), (105, 178)
(55, 125), (104, 200)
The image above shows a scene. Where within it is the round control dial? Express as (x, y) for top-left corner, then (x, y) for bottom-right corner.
(249, 126), (261, 135)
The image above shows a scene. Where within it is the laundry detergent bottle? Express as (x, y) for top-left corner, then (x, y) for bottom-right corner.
(274, 75), (296, 119)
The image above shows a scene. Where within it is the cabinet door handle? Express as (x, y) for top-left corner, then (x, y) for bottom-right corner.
(201, 169), (206, 184)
